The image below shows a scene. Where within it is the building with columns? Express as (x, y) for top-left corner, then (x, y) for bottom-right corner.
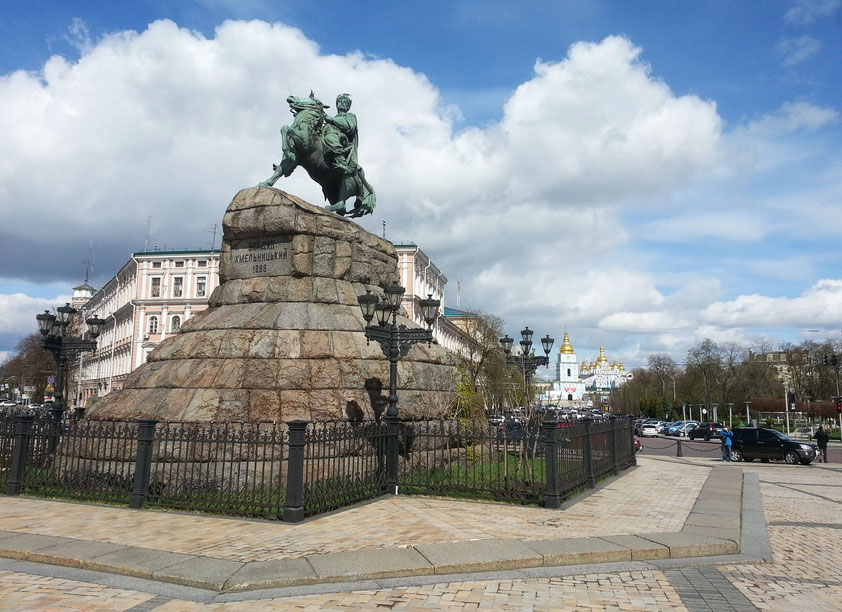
(73, 243), (471, 404)
(77, 250), (220, 402)
(394, 244), (471, 355)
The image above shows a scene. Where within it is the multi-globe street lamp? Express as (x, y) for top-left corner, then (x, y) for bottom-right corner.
(357, 283), (440, 493)
(36, 303), (104, 419)
(499, 328), (554, 413)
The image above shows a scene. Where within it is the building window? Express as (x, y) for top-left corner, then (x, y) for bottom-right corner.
(171, 315), (181, 332)
(568, 394), (573, 401)
(151, 277), (161, 297)
(197, 260), (207, 267)
(174, 261), (184, 268)
(173, 277), (183, 297)
(148, 316), (159, 334)
(152, 261), (162, 269)
(196, 276), (207, 297)
(567, 368), (571, 377)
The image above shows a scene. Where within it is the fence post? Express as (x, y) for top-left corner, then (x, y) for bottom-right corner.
(583, 417), (595, 489)
(47, 403), (65, 454)
(542, 419), (561, 509)
(5, 414), (34, 496)
(385, 412), (399, 495)
(129, 419), (157, 509)
(676, 439), (683, 457)
(283, 420), (307, 523)
(609, 415), (620, 475)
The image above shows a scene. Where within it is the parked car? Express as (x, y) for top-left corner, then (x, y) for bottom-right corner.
(729, 427), (818, 465)
(688, 422), (724, 441)
(634, 436), (641, 453)
(0, 399), (16, 407)
(667, 421), (699, 436)
(655, 421), (675, 434)
(487, 414), (504, 427)
(790, 426), (814, 441)
(639, 422), (664, 437)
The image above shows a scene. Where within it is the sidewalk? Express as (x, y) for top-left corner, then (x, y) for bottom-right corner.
(0, 458), (753, 593)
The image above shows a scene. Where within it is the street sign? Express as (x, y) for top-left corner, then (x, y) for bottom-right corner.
(702, 409), (708, 415)
(47, 376), (55, 384)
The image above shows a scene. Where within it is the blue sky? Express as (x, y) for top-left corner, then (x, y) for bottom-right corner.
(1, 0), (841, 368)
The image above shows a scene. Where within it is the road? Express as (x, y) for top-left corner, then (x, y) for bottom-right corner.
(638, 434), (841, 463)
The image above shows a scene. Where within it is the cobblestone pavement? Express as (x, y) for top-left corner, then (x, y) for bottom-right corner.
(718, 463), (842, 611)
(0, 460), (707, 562)
(1, 460), (840, 610)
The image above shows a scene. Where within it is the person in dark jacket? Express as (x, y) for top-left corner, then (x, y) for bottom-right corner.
(814, 426), (829, 463)
(720, 426), (734, 461)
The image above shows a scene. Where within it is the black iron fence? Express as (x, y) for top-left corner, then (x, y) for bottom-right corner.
(1, 411), (635, 521)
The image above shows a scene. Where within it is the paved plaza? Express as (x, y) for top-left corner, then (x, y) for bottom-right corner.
(0, 455), (840, 610)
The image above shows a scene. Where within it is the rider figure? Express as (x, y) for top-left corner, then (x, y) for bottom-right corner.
(323, 93), (358, 174)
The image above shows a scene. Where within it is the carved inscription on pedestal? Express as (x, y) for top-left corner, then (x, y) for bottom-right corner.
(228, 235), (291, 278)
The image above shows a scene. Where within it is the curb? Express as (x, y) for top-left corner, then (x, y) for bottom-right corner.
(0, 465), (753, 593)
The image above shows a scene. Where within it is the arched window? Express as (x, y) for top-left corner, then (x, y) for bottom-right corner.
(171, 315), (181, 332)
(567, 394), (573, 401)
(148, 316), (158, 334)
(567, 368), (571, 377)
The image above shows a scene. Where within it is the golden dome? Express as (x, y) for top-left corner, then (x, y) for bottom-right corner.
(596, 346), (608, 365)
(559, 331), (574, 354)
(619, 362), (625, 371)
(611, 360), (618, 369)
(581, 360), (587, 369)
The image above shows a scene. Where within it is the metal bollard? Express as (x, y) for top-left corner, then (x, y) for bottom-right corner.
(129, 419), (158, 509)
(283, 420), (307, 523)
(5, 414), (34, 495)
(676, 440), (683, 457)
(542, 420), (561, 509)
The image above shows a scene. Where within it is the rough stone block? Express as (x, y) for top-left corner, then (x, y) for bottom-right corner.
(225, 558), (317, 591)
(597, 535), (669, 561)
(152, 556), (244, 591)
(84, 547), (197, 579)
(307, 547), (432, 581)
(524, 537), (630, 566)
(638, 531), (739, 557)
(414, 539), (542, 574)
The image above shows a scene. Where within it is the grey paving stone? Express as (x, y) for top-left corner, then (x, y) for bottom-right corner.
(152, 555), (244, 591)
(307, 547), (432, 582)
(83, 547), (197, 580)
(599, 534), (670, 560)
(690, 499), (741, 515)
(638, 531), (739, 557)
(415, 538), (542, 574)
(684, 512), (740, 530)
(0, 530), (23, 542)
(224, 558), (318, 591)
(0, 533), (78, 560)
(28, 540), (129, 568)
(524, 537), (630, 566)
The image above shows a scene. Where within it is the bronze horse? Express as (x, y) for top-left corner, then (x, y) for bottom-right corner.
(259, 94), (376, 218)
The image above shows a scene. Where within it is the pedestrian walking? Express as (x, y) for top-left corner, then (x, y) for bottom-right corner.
(813, 426), (829, 463)
(720, 426), (734, 461)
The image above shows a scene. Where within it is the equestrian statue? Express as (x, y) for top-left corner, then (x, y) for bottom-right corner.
(259, 92), (376, 218)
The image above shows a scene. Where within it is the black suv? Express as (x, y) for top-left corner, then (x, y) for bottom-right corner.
(687, 422), (724, 441)
(730, 427), (817, 465)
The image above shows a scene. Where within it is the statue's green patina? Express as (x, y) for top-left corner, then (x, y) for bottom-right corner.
(259, 93), (376, 218)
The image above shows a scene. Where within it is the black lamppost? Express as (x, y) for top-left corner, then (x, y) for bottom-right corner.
(500, 327), (554, 413)
(36, 303), (104, 420)
(357, 283), (440, 494)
